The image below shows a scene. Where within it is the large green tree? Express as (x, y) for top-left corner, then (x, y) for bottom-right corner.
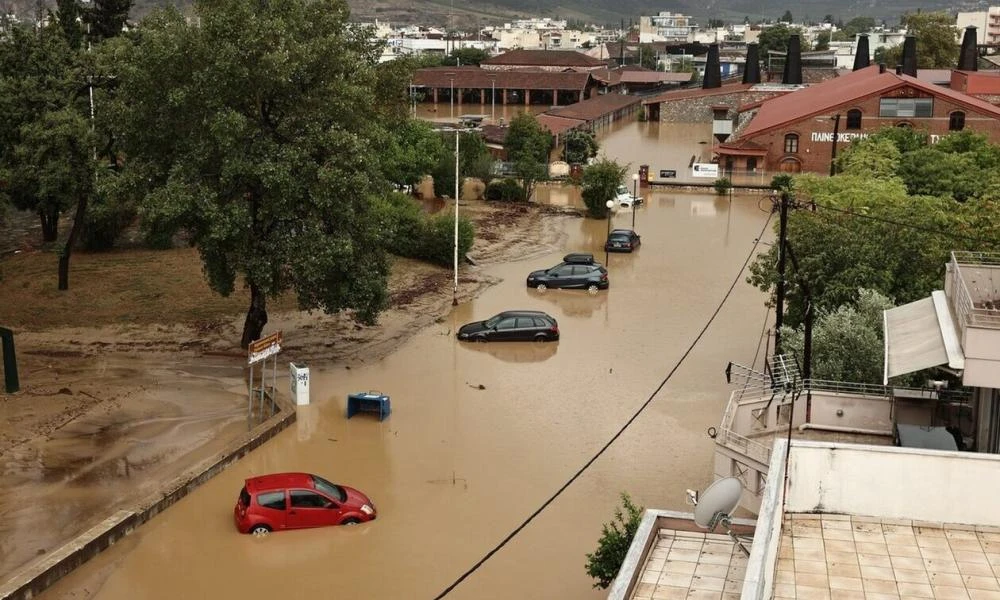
(780, 288), (894, 384)
(110, 0), (399, 347)
(441, 47), (489, 67)
(505, 112), (551, 202)
(84, 0), (133, 43)
(432, 130), (491, 198)
(748, 172), (1000, 329)
(879, 12), (958, 69)
(383, 119), (448, 190)
(756, 23), (805, 60)
(562, 129), (599, 165)
(0, 23), (85, 243)
(580, 157), (627, 218)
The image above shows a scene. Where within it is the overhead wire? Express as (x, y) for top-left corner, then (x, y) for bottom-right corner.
(810, 201), (993, 246)
(431, 211), (776, 599)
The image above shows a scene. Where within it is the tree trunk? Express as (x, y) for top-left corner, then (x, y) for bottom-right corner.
(40, 209), (59, 242)
(240, 282), (268, 349)
(58, 194), (89, 291)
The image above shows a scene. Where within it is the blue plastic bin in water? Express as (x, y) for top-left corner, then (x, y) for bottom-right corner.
(346, 391), (391, 422)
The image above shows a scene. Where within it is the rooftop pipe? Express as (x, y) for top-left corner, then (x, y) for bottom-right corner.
(782, 35), (802, 85)
(852, 34), (871, 71)
(743, 43), (761, 84)
(703, 43), (722, 89)
(901, 35), (917, 77)
(958, 26), (978, 71)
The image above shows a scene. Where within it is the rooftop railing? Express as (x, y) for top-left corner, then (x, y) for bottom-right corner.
(950, 251), (1000, 330)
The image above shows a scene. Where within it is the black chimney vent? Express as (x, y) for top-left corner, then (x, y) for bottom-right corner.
(879, 63), (886, 74)
(743, 43), (761, 84)
(703, 43), (722, 89)
(853, 34), (871, 71)
(782, 35), (802, 85)
(958, 26), (978, 71)
(901, 35), (917, 77)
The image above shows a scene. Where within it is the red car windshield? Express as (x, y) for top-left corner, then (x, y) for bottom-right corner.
(311, 475), (347, 502)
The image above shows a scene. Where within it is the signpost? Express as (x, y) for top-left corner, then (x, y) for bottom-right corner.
(247, 331), (282, 427)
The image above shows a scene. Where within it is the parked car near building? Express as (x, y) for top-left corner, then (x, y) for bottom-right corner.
(457, 310), (560, 342)
(526, 253), (609, 291)
(234, 472), (376, 535)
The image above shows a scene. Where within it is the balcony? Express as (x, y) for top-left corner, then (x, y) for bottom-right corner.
(945, 251), (1000, 387)
(714, 368), (972, 513)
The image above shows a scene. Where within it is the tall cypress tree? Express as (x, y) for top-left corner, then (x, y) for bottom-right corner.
(84, 0), (133, 42)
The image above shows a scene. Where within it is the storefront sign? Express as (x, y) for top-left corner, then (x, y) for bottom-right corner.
(691, 163), (718, 178)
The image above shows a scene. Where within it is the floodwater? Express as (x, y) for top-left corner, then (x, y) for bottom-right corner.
(0, 356), (249, 580)
(38, 122), (775, 600)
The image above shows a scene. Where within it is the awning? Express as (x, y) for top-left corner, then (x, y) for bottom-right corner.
(883, 291), (965, 384)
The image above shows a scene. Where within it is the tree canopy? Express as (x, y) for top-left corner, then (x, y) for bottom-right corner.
(108, 0), (400, 347)
(756, 23), (805, 58)
(505, 112), (552, 202)
(879, 12), (958, 69)
(562, 129), (599, 165)
(580, 157), (627, 218)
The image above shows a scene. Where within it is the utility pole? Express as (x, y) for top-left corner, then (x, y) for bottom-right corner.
(773, 191), (789, 355)
(453, 130), (460, 306)
(829, 113), (841, 176)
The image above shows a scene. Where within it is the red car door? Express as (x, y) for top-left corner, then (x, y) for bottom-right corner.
(287, 489), (339, 528)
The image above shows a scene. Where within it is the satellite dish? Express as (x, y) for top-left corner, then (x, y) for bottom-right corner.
(693, 477), (742, 529)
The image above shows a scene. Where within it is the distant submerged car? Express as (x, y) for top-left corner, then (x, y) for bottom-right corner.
(457, 311), (559, 342)
(615, 185), (643, 208)
(604, 228), (641, 253)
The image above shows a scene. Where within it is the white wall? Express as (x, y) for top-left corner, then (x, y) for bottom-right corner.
(784, 440), (1000, 526)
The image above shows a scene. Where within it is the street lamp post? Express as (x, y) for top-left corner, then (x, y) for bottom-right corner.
(605, 199), (615, 266)
(631, 172), (639, 229)
(449, 76), (455, 121)
(490, 76), (496, 123)
(453, 129), (460, 305)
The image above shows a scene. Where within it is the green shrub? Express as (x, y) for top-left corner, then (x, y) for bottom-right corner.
(714, 177), (732, 196)
(485, 178), (525, 202)
(376, 193), (475, 266)
(81, 198), (136, 250)
(421, 213), (475, 267)
(585, 492), (644, 589)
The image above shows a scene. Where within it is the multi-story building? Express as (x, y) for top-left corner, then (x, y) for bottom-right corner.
(957, 7), (1000, 47)
(639, 12), (697, 43)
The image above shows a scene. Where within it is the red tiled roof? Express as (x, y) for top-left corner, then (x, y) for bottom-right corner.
(740, 66), (1000, 138)
(642, 82), (754, 106)
(619, 71), (692, 84)
(413, 67), (592, 92)
(715, 140), (768, 156)
(546, 93), (642, 120)
(482, 49), (608, 68)
(536, 114), (586, 136)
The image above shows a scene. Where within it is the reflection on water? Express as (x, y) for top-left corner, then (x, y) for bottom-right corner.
(38, 119), (775, 600)
(460, 341), (559, 364)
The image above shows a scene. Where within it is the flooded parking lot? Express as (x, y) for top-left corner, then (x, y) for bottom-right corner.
(40, 188), (774, 599)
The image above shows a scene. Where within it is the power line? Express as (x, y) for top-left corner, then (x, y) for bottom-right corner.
(812, 202), (993, 246)
(431, 213), (775, 599)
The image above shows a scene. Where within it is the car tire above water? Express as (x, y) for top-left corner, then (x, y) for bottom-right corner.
(342, 518), (361, 526)
(535, 283), (547, 292)
(250, 524), (271, 536)
(587, 284), (599, 292)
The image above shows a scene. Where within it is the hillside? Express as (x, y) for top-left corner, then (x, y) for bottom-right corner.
(9, 0), (981, 34)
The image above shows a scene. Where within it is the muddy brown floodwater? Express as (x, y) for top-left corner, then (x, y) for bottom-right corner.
(38, 121), (775, 600)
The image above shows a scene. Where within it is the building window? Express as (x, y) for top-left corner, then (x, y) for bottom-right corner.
(747, 157), (757, 172)
(879, 97), (933, 118)
(783, 133), (799, 154)
(949, 111), (966, 131)
(846, 109), (862, 130)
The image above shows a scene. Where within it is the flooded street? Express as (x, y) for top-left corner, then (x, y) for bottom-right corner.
(38, 121), (775, 599)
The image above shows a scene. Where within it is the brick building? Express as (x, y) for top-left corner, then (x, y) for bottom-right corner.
(716, 65), (1000, 175)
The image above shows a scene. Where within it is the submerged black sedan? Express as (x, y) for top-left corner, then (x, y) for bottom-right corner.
(457, 311), (559, 342)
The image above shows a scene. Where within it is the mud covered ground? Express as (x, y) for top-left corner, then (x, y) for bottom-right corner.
(0, 199), (577, 581)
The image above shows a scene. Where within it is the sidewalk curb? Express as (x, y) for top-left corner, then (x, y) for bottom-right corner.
(0, 404), (296, 600)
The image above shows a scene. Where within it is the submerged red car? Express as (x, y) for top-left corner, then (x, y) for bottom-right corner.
(234, 472), (376, 535)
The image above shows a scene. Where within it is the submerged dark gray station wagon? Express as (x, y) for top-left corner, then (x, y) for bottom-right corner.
(526, 253), (609, 292)
(457, 311), (560, 342)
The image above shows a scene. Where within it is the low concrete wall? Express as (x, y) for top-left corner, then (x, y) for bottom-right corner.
(0, 405), (296, 600)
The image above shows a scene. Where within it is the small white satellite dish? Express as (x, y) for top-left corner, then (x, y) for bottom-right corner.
(693, 477), (743, 529)
(689, 477), (750, 556)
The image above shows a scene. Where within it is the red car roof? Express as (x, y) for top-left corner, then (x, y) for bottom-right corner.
(245, 472), (314, 493)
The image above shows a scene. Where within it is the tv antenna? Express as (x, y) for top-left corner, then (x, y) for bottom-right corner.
(687, 477), (751, 556)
